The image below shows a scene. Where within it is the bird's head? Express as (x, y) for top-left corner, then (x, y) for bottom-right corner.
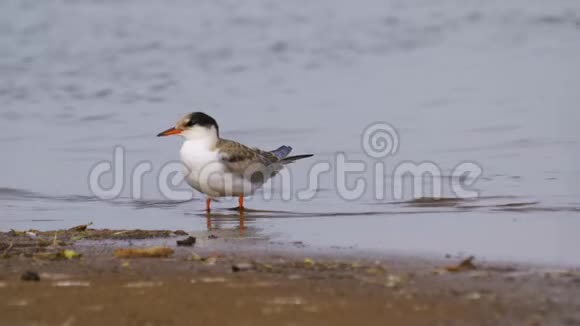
(157, 112), (219, 140)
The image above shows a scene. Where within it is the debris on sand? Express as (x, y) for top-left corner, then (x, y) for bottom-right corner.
(232, 262), (254, 272)
(69, 222), (93, 232)
(176, 236), (196, 247)
(174, 230), (188, 236)
(21, 271), (40, 282)
(465, 292), (482, 301)
(8, 229), (26, 236)
(385, 274), (404, 288)
(53, 281), (90, 287)
(124, 281), (163, 288)
(267, 296), (306, 305)
(39, 273), (73, 281)
(34, 249), (82, 261)
(63, 249), (82, 260)
(113, 247), (174, 258)
(108, 230), (174, 240)
(444, 256), (477, 272)
(208, 234), (218, 239)
(0, 228), (182, 257)
(1, 241), (13, 258)
(198, 277), (227, 283)
(204, 256), (218, 266)
(186, 253), (202, 261)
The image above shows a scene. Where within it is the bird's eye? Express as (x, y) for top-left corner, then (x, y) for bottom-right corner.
(186, 119), (196, 127)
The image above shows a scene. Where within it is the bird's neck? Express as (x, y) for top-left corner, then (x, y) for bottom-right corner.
(182, 134), (219, 151)
(181, 126), (219, 150)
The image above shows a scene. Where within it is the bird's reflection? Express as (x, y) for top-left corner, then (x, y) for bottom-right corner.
(206, 208), (245, 235)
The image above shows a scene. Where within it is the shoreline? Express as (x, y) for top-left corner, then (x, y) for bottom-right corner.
(1, 227), (579, 325)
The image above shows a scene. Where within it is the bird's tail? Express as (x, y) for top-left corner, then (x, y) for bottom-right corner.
(280, 154), (314, 164)
(270, 145), (313, 164)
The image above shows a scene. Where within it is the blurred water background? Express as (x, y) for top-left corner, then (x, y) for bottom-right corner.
(1, 0), (579, 264)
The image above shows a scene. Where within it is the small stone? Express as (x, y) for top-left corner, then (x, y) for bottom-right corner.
(465, 292), (482, 300)
(39, 273), (72, 281)
(385, 274), (403, 288)
(232, 262), (254, 272)
(200, 277), (226, 283)
(176, 236), (196, 247)
(8, 299), (29, 307)
(269, 296), (306, 305)
(208, 234), (218, 239)
(21, 271), (40, 282)
(187, 253), (202, 261)
(124, 281), (163, 288)
(63, 249), (82, 260)
(445, 256), (477, 272)
(53, 281), (90, 287)
(69, 222), (92, 232)
(303, 258), (315, 266)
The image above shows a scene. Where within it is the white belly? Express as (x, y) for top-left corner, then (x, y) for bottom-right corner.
(180, 141), (257, 198)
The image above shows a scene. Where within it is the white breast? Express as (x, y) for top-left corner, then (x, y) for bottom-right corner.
(180, 139), (256, 198)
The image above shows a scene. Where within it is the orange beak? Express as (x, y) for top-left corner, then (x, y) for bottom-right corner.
(157, 127), (182, 137)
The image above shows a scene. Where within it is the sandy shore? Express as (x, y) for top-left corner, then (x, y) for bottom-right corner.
(1, 227), (579, 325)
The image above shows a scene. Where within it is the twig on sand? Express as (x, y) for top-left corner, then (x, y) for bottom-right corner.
(445, 256), (477, 272)
(1, 241), (13, 258)
(114, 247), (174, 258)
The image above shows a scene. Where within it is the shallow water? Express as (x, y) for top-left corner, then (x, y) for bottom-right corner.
(1, 0), (579, 265)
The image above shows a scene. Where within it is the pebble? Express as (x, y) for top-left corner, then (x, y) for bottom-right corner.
(124, 281), (163, 288)
(53, 281), (90, 287)
(465, 292), (482, 301)
(385, 274), (403, 288)
(39, 273), (73, 281)
(232, 262), (254, 272)
(21, 271), (40, 282)
(176, 236), (196, 247)
(199, 277), (226, 283)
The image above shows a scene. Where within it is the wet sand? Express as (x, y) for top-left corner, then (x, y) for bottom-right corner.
(1, 227), (579, 325)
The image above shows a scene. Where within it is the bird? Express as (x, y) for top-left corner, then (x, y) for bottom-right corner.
(157, 112), (313, 212)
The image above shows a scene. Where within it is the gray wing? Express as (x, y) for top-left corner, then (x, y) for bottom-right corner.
(217, 139), (282, 177)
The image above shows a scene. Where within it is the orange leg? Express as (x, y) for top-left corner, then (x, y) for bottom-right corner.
(206, 198), (211, 212)
(238, 196), (244, 211)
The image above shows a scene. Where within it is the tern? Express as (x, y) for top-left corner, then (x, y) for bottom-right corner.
(157, 112), (313, 211)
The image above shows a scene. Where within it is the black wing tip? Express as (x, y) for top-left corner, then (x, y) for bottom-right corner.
(281, 154), (314, 163)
